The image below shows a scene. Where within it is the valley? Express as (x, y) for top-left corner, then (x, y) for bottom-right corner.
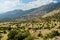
(0, 2), (60, 40)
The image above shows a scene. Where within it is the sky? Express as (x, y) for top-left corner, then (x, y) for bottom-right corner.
(0, 0), (59, 13)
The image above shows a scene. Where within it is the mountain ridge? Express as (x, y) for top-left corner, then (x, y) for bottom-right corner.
(0, 2), (60, 22)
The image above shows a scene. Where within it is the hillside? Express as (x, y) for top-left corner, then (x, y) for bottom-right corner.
(42, 9), (60, 18)
(0, 9), (60, 40)
(42, 8), (60, 22)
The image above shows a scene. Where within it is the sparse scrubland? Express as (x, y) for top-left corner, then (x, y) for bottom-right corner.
(0, 12), (60, 40)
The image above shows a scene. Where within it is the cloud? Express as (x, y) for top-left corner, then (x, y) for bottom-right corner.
(19, 0), (57, 10)
(0, 0), (57, 13)
(0, 0), (19, 13)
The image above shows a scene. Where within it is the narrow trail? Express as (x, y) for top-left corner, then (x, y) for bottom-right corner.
(1, 32), (8, 40)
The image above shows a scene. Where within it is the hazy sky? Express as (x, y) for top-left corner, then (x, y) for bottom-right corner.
(0, 0), (59, 13)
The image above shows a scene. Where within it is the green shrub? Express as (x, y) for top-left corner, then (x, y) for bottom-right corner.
(14, 30), (30, 40)
(24, 35), (34, 40)
(43, 30), (60, 40)
(0, 34), (2, 40)
(8, 30), (18, 40)
(8, 30), (31, 40)
(38, 31), (43, 37)
(43, 26), (51, 30)
(0, 27), (12, 30)
(3, 30), (7, 34)
(57, 26), (60, 29)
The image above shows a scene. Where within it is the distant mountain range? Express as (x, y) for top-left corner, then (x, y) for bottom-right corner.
(0, 2), (60, 22)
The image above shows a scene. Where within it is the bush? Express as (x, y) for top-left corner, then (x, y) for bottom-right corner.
(0, 34), (2, 40)
(51, 30), (60, 38)
(7, 30), (32, 40)
(43, 30), (60, 40)
(44, 30), (60, 40)
(38, 31), (43, 37)
(43, 26), (51, 30)
(3, 30), (7, 34)
(14, 30), (30, 40)
(44, 26), (55, 30)
(8, 30), (18, 40)
(7, 27), (12, 30)
(57, 26), (60, 29)
(24, 35), (34, 40)
(0, 27), (12, 30)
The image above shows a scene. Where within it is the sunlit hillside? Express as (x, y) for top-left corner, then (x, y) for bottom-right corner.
(0, 8), (60, 40)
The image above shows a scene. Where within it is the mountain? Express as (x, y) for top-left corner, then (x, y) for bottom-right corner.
(42, 8), (60, 21)
(0, 10), (24, 21)
(42, 9), (60, 18)
(24, 2), (60, 17)
(0, 2), (60, 22)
